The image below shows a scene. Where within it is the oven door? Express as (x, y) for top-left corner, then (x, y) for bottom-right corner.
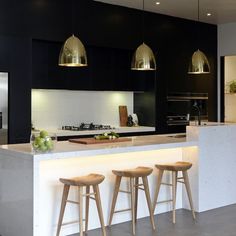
(167, 93), (208, 133)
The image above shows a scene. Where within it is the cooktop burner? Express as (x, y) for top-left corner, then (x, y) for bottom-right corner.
(62, 123), (115, 131)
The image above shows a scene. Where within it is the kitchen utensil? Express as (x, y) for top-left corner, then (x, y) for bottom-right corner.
(131, 113), (139, 126)
(119, 106), (128, 127)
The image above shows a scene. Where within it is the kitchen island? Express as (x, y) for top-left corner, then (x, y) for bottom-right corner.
(0, 124), (236, 236)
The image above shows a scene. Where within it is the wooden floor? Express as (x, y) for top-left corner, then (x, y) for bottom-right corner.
(69, 204), (236, 236)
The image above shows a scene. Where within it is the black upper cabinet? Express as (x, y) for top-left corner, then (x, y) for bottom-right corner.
(32, 39), (152, 91)
(32, 40), (91, 90)
(112, 48), (132, 91)
(89, 46), (113, 90)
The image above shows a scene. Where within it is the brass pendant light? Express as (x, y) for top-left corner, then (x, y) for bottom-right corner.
(188, 0), (210, 74)
(58, 0), (87, 67)
(59, 34), (87, 67)
(131, 0), (156, 71)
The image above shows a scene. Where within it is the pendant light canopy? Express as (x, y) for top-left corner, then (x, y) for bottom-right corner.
(131, 43), (156, 70)
(188, 0), (210, 74)
(131, 0), (156, 71)
(59, 35), (87, 67)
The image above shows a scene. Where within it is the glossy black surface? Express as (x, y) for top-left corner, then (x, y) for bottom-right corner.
(0, 0), (217, 142)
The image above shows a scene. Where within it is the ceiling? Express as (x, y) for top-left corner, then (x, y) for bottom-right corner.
(94, 0), (236, 25)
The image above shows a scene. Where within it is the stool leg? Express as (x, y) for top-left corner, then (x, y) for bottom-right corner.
(85, 186), (90, 232)
(152, 169), (164, 214)
(78, 186), (84, 236)
(93, 185), (106, 236)
(182, 171), (196, 220)
(172, 171), (177, 224)
(134, 177), (139, 222)
(130, 177), (136, 235)
(109, 176), (122, 226)
(142, 176), (156, 230)
(56, 184), (70, 236)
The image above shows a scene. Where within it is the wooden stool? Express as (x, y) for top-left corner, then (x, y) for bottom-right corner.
(56, 173), (106, 236)
(153, 161), (196, 223)
(109, 166), (155, 235)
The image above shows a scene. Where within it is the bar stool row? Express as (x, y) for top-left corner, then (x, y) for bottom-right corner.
(56, 161), (196, 236)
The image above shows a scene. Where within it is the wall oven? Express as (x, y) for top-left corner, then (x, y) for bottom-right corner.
(167, 92), (208, 133)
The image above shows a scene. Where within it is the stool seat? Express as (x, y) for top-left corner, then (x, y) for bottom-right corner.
(57, 173), (106, 236)
(155, 161), (192, 171)
(153, 161), (195, 224)
(112, 166), (153, 177)
(109, 166), (155, 234)
(59, 173), (105, 186)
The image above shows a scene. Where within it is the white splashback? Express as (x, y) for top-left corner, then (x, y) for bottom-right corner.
(31, 89), (133, 129)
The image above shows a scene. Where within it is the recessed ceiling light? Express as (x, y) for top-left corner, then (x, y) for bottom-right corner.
(207, 13), (212, 16)
(156, 2), (160, 5)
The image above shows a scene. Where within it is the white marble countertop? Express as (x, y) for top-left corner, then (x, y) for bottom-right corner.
(0, 134), (197, 160)
(33, 126), (155, 137)
(189, 121), (235, 127)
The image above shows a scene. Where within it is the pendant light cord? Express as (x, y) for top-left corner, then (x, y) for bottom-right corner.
(198, 0), (199, 22)
(196, 0), (200, 49)
(72, 0), (74, 35)
(142, 0), (144, 43)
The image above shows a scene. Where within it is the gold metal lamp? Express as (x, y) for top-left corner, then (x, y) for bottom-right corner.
(59, 34), (87, 67)
(131, 0), (156, 70)
(58, 0), (87, 67)
(188, 0), (210, 74)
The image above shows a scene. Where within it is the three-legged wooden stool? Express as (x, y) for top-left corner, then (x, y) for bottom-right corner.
(153, 161), (196, 223)
(56, 173), (106, 236)
(109, 166), (155, 235)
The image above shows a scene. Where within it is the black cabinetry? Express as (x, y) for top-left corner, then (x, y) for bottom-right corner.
(32, 40), (154, 91)
(32, 40), (91, 90)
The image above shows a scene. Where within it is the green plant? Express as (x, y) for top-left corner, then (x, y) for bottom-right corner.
(227, 80), (236, 93)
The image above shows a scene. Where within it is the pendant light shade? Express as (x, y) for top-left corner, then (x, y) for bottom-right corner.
(131, 0), (156, 71)
(131, 43), (156, 70)
(188, 0), (210, 74)
(59, 35), (87, 67)
(188, 49), (210, 74)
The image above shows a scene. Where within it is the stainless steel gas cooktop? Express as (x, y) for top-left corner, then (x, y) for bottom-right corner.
(62, 123), (115, 131)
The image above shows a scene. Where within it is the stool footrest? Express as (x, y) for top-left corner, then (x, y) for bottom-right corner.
(161, 182), (173, 186)
(67, 200), (79, 205)
(137, 187), (145, 191)
(157, 199), (173, 204)
(119, 189), (131, 194)
(114, 208), (131, 214)
(83, 192), (96, 197)
(177, 180), (185, 184)
(61, 219), (86, 226)
(135, 183), (144, 187)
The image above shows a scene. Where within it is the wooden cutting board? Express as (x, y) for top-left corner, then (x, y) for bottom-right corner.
(69, 137), (132, 145)
(119, 105), (128, 127)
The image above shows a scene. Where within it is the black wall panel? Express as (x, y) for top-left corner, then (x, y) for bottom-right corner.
(0, 0), (217, 142)
(0, 36), (31, 143)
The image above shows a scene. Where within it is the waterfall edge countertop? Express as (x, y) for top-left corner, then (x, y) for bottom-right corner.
(1, 124), (236, 236)
(0, 134), (197, 161)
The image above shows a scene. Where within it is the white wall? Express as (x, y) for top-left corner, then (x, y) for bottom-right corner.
(225, 56), (236, 86)
(224, 56), (236, 122)
(32, 90), (134, 129)
(218, 22), (236, 121)
(0, 72), (8, 129)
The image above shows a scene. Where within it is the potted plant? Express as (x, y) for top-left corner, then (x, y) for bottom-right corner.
(227, 80), (236, 93)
